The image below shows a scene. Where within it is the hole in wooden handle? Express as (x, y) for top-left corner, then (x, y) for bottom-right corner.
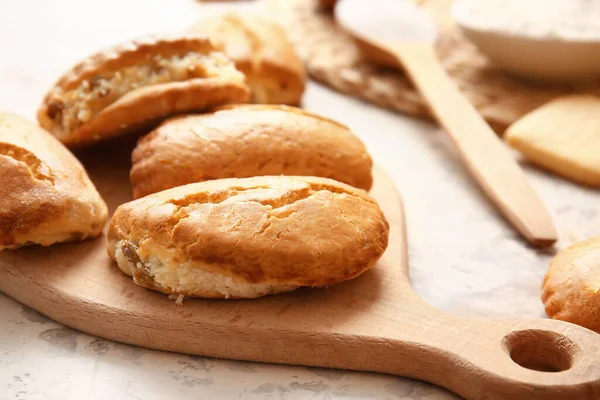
(503, 329), (579, 372)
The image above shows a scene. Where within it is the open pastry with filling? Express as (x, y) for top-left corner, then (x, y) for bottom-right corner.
(38, 36), (250, 147)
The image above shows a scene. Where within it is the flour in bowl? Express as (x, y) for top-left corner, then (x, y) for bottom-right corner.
(453, 0), (600, 40)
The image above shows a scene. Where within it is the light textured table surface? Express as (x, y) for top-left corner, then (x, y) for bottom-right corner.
(1, 1), (599, 399)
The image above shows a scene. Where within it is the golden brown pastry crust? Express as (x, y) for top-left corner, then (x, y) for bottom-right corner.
(108, 176), (389, 299)
(38, 36), (250, 147)
(0, 113), (108, 250)
(187, 13), (306, 105)
(542, 236), (600, 333)
(319, 0), (337, 10)
(130, 104), (373, 198)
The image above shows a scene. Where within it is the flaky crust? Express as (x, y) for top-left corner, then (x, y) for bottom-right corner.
(37, 35), (250, 147)
(0, 113), (108, 250)
(542, 236), (600, 333)
(108, 176), (389, 298)
(130, 104), (373, 198)
(187, 13), (306, 105)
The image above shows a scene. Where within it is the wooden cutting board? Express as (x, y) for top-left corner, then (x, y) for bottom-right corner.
(0, 138), (599, 400)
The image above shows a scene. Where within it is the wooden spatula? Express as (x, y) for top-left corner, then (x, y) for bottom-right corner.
(335, 0), (558, 247)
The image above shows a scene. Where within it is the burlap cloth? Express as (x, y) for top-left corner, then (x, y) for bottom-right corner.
(267, 0), (600, 133)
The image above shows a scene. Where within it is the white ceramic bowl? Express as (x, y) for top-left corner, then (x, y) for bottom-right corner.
(452, 3), (600, 83)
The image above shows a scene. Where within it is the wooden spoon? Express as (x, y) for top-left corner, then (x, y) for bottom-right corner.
(335, 0), (558, 247)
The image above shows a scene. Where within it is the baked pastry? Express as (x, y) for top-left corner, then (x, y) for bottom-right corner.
(130, 104), (373, 198)
(319, 0), (338, 10)
(187, 13), (305, 105)
(505, 95), (600, 187)
(542, 236), (600, 333)
(108, 176), (389, 299)
(37, 36), (250, 147)
(0, 113), (108, 250)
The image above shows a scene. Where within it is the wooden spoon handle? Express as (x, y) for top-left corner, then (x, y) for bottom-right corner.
(391, 43), (557, 246)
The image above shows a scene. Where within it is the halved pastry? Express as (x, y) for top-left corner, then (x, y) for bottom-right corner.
(187, 13), (306, 105)
(108, 176), (389, 299)
(37, 36), (250, 147)
(0, 113), (108, 250)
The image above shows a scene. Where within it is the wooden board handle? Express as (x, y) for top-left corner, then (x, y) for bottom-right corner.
(369, 308), (600, 399)
(194, 307), (600, 400)
(0, 165), (594, 399)
(391, 43), (557, 247)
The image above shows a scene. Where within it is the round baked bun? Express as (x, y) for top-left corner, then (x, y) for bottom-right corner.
(130, 104), (373, 198)
(108, 176), (389, 299)
(0, 113), (108, 250)
(542, 236), (600, 333)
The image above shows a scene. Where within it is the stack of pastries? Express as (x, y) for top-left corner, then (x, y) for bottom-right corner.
(2, 10), (597, 334)
(1, 13), (389, 301)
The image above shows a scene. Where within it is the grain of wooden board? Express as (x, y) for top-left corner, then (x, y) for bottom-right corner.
(0, 138), (599, 400)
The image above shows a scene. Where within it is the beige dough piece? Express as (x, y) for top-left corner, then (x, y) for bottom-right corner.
(542, 236), (600, 333)
(107, 175), (389, 299)
(0, 113), (108, 250)
(505, 95), (600, 187)
(37, 35), (250, 147)
(130, 104), (373, 198)
(187, 13), (306, 105)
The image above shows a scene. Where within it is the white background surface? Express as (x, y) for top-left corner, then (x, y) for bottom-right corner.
(1, 0), (599, 399)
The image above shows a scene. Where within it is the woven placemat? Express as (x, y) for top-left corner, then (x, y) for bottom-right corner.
(267, 0), (600, 133)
